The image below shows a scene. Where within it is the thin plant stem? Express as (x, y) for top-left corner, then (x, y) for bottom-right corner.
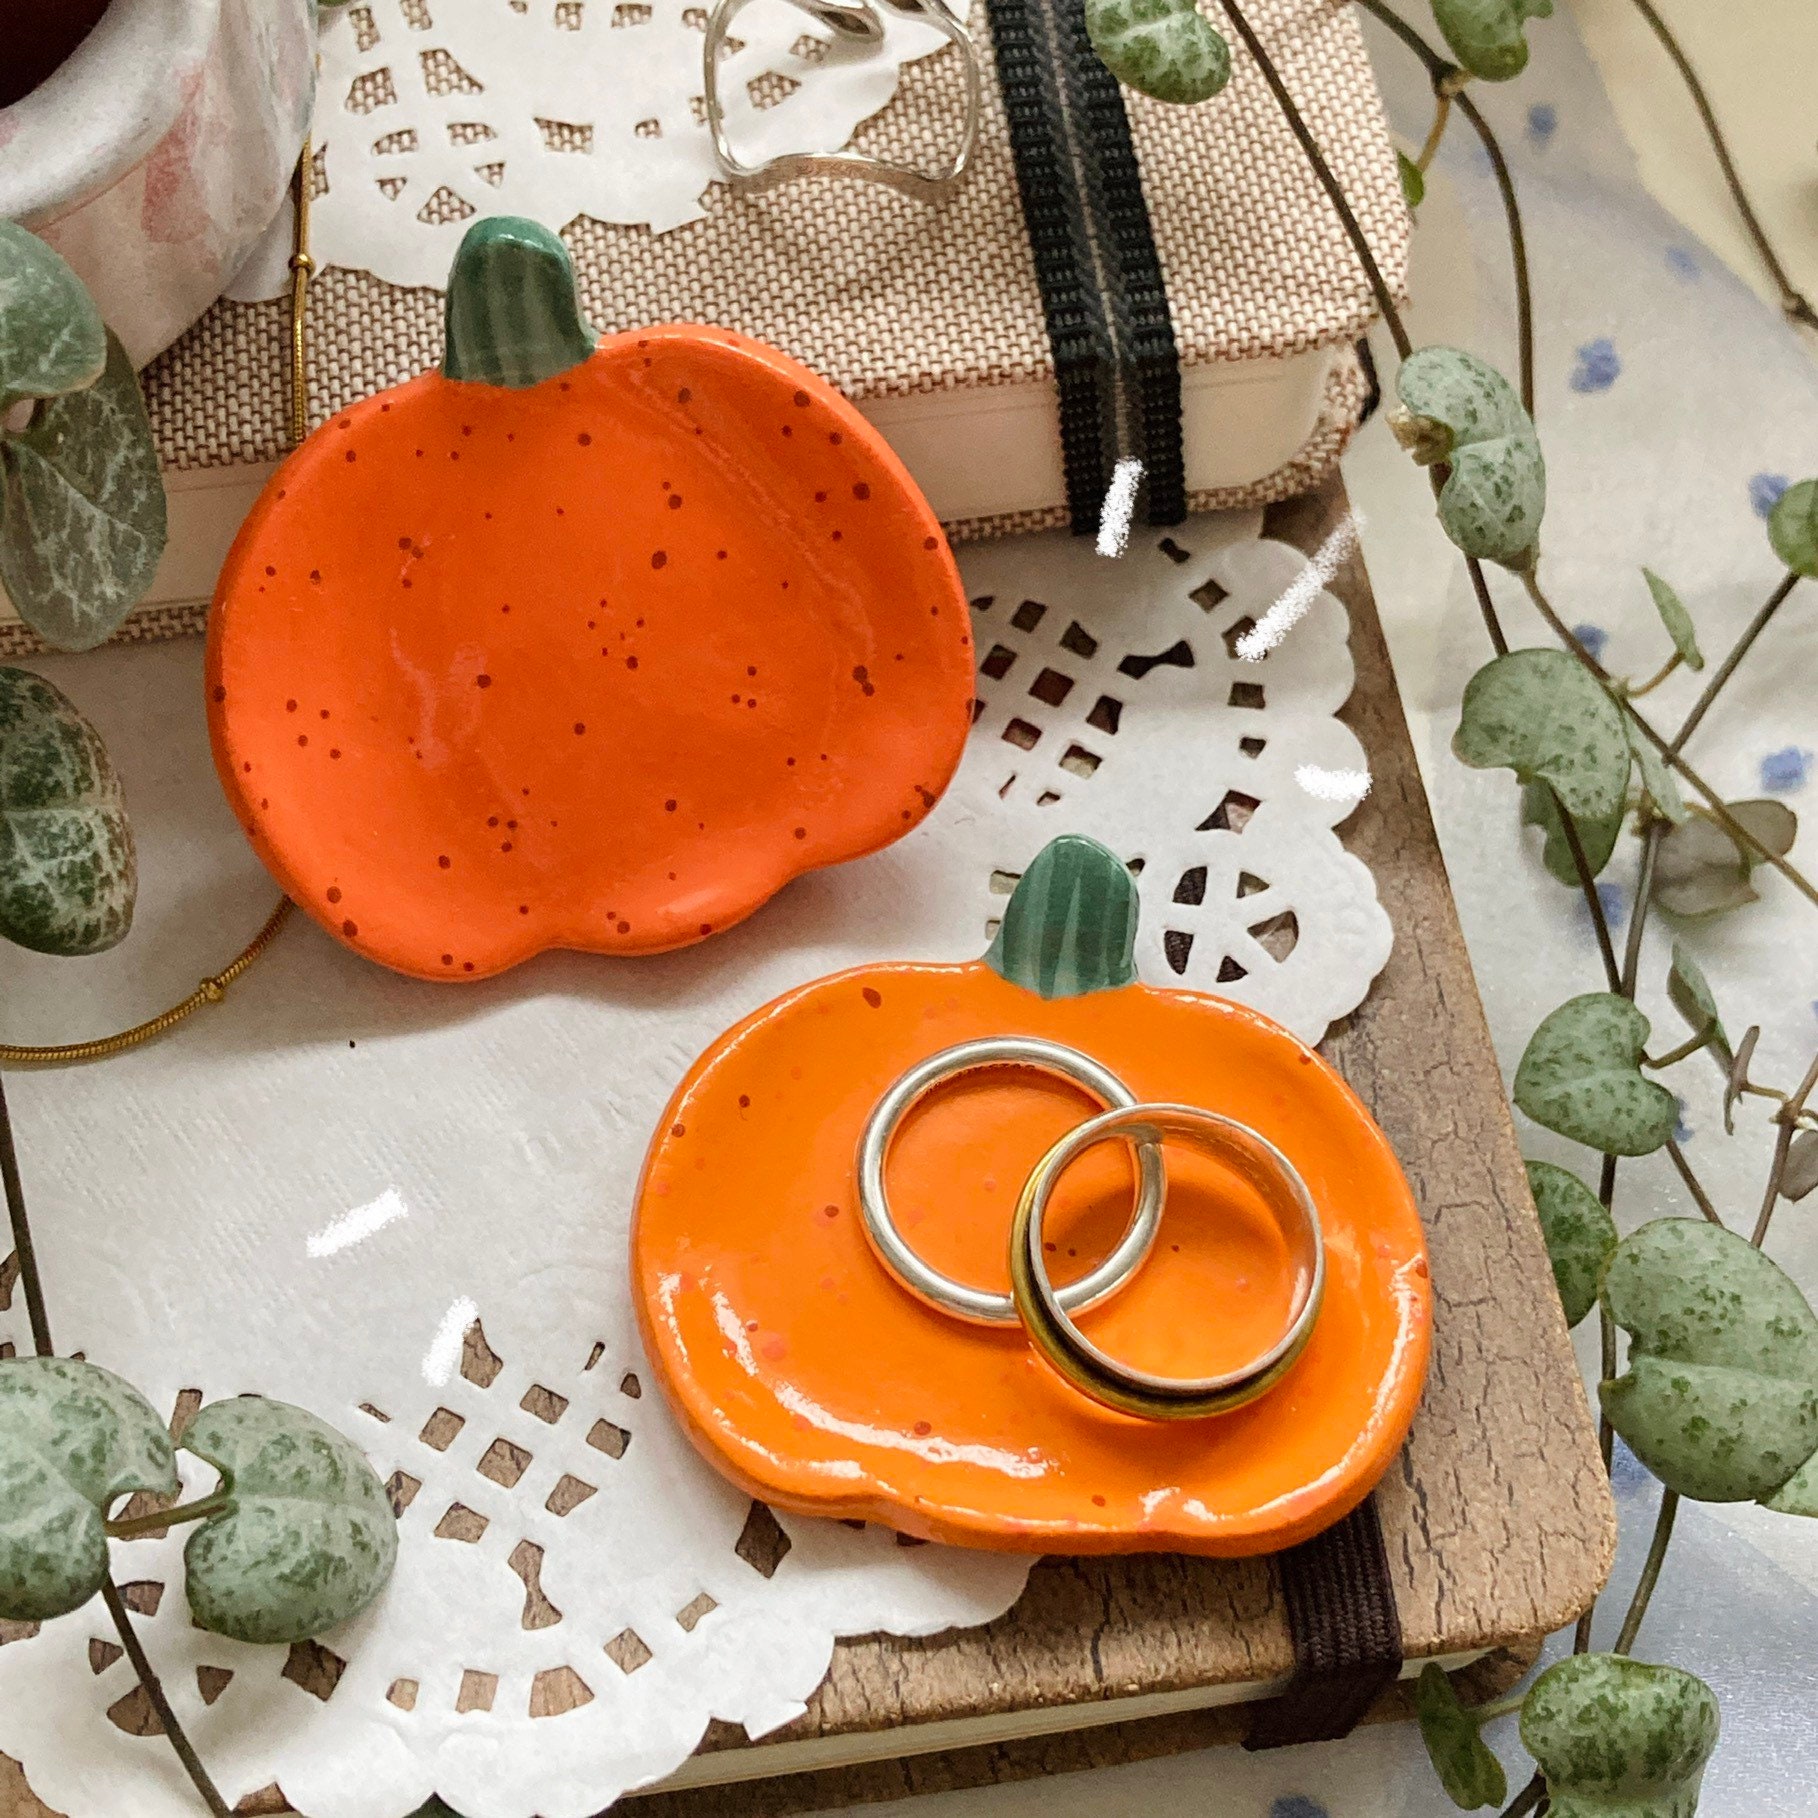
(1216, 0), (1413, 359)
(105, 1494), (231, 1542)
(1622, 821), (1664, 995)
(1573, 1300), (1618, 1655)
(1669, 571), (1801, 755)
(1759, 1134), (1803, 1250)
(1664, 1138), (1724, 1226)
(1557, 796), (1622, 991)
(1519, 571), (1818, 908)
(1625, 0), (1818, 331)
(1613, 1489), (1679, 1656)
(0, 1070), (51, 1355)
(1453, 86), (1534, 418)
(1414, 89), (1452, 171)
(1626, 652), (1682, 698)
(1499, 1771), (1546, 1818)
(1351, 0), (1534, 414)
(1473, 1690), (1528, 1724)
(99, 1583), (233, 1818)
(1465, 554), (1512, 655)
(1753, 1051), (1818, 1247)
(1648, 1027), (1717, 1071)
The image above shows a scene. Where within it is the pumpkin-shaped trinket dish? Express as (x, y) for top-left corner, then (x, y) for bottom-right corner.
(207, 216), (974, 980)
(634, 835), (1432, 1556)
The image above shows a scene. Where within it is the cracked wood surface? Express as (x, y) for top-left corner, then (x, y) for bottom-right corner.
(0, 479), (1612, 1818)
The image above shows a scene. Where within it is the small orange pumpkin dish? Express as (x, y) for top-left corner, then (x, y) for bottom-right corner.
(206, 217), (973, 980)
(634, 836), (1432, 1556)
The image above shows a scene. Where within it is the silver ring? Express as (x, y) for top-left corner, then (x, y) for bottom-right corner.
(857, 1037), (1166, 1325)
(704, 0), (981, 201)
(1010, 1104), (1326, 1420)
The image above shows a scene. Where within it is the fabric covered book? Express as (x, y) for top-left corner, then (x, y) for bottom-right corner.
(0, 0), (1408, 653)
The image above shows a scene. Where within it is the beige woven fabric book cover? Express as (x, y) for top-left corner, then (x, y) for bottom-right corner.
(0, 0), (1411, 653)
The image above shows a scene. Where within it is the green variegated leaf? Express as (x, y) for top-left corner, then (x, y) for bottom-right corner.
(0, 1357), (177, 1622)
(1628, 717), (1687, 823)
(1666, 942), (1730, 1071)
(1601, 1219), (1818, 1504)
(1525, 1159), (1617, 1328)
(182, 1397), (398, 1644)
(1455, 649), (1629, 826)
(1084, 0), (1231, 104)
(0, 666), (135, 955)
(1395, 346), (1545, 566)
(0, 331), (166, 652)
(1521, 1654), (1718, 1818)
(1766, 477), (1818, 579)
(1514, 994), (1678, 1156)
(1415, 1662), (1507, 1809)
(1782, 1129), (1818, 1204)
(1652, 801), (1797, 919)
(1397, 151), (1426, 211)
(1522, 779), (1622, 883)
(1764, 1440), (1818, 1515)
(1642, 569), (1704, 670)
(1430, 0), (1554, 81)
(0, 224), (106, 410)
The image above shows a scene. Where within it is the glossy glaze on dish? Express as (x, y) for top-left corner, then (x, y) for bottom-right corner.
(633, 837), (1431, 1556)
(207, 319), (973, 979)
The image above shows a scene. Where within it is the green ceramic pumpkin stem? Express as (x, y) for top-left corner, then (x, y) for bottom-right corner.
(985, 834), (1138, 998)
(442, 216), (595, 388)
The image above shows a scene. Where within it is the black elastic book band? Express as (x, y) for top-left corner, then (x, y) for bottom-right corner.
(985, 0), (1117, 533)
(1050, 0), (1186, 525)
(1244, 1493), (1406, 1749)
(983, 0), (1186, 533)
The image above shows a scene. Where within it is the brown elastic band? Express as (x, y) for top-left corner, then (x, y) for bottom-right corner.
(1242, 1493), (1403, 1749)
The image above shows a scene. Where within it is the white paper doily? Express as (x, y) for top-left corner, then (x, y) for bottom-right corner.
(0, 513), (1387, 1818)
(295, 0), (952, 285)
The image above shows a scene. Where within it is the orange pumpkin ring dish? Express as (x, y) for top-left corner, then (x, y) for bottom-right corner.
(206, 216), (974, 980)
(634, 834), (1432, 1555)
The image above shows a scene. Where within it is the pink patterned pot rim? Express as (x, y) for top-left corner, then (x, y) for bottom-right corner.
(0, 0), (222, 225)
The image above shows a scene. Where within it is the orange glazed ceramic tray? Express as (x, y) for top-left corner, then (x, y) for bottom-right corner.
(634, 837), (1432, 1556)
(206, 218), (973, 980)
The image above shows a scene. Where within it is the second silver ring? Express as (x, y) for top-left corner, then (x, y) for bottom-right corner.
(856, 1036), (1166, 1326)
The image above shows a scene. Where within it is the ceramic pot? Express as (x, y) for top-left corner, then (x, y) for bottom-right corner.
(0, 0), (315, 367)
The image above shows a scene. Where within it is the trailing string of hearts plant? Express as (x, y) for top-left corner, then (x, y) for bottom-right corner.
(0, 183), (304, 1062)
(1084, 1), (1818, 1814)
